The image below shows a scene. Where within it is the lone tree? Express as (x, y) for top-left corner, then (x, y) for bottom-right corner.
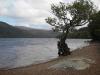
(45, 0), (96, 56)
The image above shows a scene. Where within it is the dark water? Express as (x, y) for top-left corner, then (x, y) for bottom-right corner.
(0, 38), (91, 69)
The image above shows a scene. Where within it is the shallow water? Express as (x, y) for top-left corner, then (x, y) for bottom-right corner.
(0, 38), (91, 69)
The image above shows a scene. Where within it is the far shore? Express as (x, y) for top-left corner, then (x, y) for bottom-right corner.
(0, 42), (100, 75)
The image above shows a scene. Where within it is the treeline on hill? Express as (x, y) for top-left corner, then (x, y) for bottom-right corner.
(88, 11), (100, 41)
(67, 27), (91, 39)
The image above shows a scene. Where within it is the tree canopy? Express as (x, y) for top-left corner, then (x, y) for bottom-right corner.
(45, 0), (96, 33)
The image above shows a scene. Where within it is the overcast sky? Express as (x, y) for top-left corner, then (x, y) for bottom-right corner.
(0, 0), (100, 29)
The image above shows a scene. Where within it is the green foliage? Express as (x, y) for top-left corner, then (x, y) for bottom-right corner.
(88, 11), (100, 40)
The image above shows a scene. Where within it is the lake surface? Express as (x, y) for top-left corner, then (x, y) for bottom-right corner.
(0, 38), (91, 69)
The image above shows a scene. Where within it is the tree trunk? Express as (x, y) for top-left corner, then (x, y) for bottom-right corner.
(57, 32), (71, 56)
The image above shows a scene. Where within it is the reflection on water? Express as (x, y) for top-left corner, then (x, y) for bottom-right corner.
(0, 38), (91, 69)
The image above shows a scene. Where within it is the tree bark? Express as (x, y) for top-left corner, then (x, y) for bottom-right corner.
(57, 31), (71, 56)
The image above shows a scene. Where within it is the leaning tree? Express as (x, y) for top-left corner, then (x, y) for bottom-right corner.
(45, 0), (96, 56)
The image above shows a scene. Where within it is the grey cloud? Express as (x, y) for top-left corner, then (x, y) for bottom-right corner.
(0, 0), (99, 29)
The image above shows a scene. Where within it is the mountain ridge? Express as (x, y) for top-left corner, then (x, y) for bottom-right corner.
(0, 21), (59, 38)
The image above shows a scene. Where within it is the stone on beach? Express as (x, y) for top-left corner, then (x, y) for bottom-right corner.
(49, 57), (95, 70)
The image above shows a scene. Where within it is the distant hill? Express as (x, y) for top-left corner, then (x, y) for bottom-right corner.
(0, 21), (59, 38)
(0, 21), (91, 38)
(15, 26), (59, 38)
